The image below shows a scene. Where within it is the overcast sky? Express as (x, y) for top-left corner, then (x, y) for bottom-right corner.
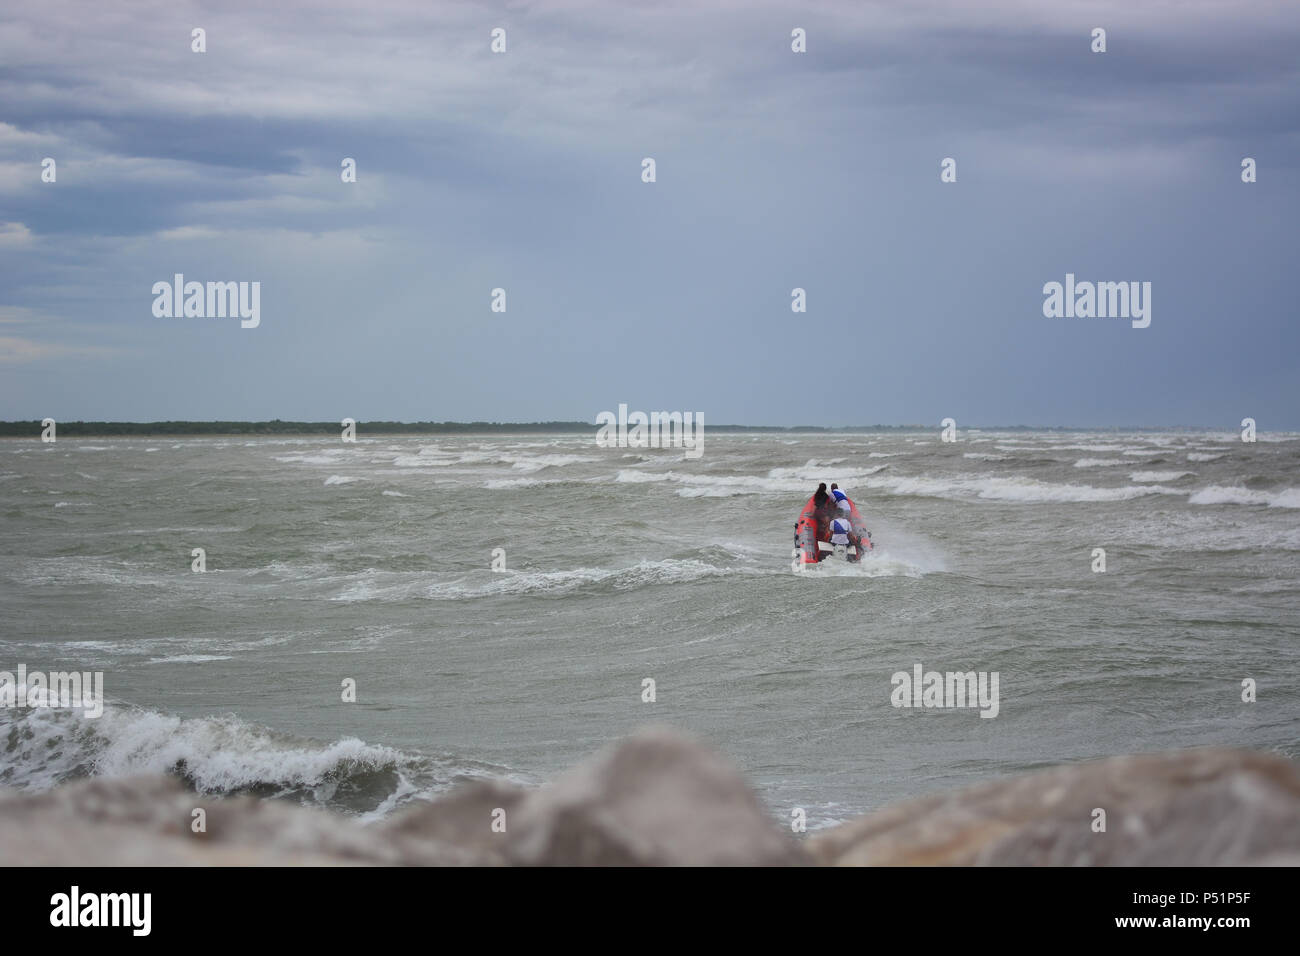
(1, 0), (1297, 427)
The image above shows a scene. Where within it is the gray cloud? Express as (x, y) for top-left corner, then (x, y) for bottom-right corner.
(1, 0), (1297, 425)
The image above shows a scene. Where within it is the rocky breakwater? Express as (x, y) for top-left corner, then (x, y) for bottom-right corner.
(2, 728), (1296, 866)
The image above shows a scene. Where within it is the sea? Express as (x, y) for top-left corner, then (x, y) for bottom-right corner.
(2, 429), (1297, 828)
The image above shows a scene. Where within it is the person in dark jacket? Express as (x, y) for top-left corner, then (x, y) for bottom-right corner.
(811, 483), (834, 556)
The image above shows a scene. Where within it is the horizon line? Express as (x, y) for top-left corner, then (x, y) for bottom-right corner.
(0, 419), (1283, 435)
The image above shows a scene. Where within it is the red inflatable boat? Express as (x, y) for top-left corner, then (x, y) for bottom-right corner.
(794, 492), (873, 564)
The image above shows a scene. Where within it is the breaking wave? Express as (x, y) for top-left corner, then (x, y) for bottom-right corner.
(1188, 486), (1300, 509)
(0, 695), (510, 817)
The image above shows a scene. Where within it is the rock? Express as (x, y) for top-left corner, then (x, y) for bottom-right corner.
(0, 776), (369, 865)
(0, 774), (506, 865)
(504, 725), (807, 865)
(383, 726), (809, 865)
(4, 736), (1295, 866)
(808, 748), (1300, 866)
(376, 779), (528, 865)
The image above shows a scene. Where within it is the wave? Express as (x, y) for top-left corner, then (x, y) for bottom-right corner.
(389, 447), (600, 474)
(862, 473), (1184, 504)
(1130, 470), (1193, 482)
(324, 475), (360, 485)
(509, 454), (601, 473)
(765, 461), (887, 479)
(615, 470), (672, 483)
(1074, 458), (1126, 468)
(483, 477), (581, 489)
(0, 695), (504, 817)
(1188, 486), (1300, 509)
(390, 453), (458, 469)
(1000, 443), (1147, 454)
(274, 453), (348, 465)
(676, 467), (888, 498)
(1187, 453), (1224, 462)
(613, 465), (1191, 504)
(963, 453), (1009, 461)
(334, 558), (761, 603)
(14, 557), (177, 590)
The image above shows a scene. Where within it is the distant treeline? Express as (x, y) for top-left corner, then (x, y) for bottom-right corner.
(0, 419), (963, 437)
(4, 420), (594, 436)
(0, 420), (1181, 437)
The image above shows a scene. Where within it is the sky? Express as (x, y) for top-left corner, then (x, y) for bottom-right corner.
(1, 0), (1297, 427)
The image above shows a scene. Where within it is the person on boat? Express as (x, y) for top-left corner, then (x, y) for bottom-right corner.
(812, 483), (835, 541)
(830, 483), (872, 555)
(829, 515), (855, 549)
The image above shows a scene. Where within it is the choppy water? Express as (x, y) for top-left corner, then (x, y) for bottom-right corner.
(2, 430), (1297, 827)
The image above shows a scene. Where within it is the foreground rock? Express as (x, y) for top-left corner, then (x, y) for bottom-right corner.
(383, 725), (807, 865)
(808, 748), (1300, 866)
(1, 732), (1296, 865)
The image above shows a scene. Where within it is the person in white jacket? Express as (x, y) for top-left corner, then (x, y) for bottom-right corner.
(829, 515), (854, 547)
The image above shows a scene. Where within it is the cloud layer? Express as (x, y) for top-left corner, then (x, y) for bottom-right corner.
(1, 0), (1297, 425)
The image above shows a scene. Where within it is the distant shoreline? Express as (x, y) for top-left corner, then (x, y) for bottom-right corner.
(0, 421), (1239, 438)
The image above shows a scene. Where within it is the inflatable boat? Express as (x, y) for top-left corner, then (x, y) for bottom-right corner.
(794, 492), (872, 564)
